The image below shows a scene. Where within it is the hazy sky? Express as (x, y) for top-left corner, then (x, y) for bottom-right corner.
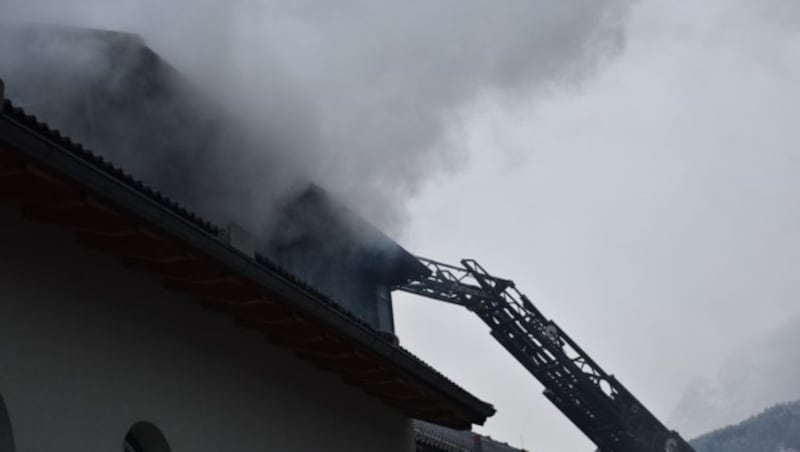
(1, 0), (630, 231)
(4, 0), (800, 450)
(395, 0), (800, 449)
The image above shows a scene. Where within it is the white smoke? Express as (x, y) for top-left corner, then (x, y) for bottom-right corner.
(1, 0), (633, 233)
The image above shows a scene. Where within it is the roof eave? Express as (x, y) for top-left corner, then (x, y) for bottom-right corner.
(0, 95), (495, 428)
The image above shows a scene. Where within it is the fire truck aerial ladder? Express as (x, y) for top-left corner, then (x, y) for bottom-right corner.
(396, 257), (695, 452)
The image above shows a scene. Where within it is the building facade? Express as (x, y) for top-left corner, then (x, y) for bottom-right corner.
(0, 77), (494, 450)
(0, 200), (414, 451)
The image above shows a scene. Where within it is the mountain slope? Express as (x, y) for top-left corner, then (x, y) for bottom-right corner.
(691, 400), (800, 452)
(670, 315), (800, 437)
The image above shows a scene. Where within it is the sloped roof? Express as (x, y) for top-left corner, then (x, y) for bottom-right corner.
(0, 80), (494, 428)
(0, 24), (244, 225)
(0, 24), (429, 329)
(414, 420), (528, 452)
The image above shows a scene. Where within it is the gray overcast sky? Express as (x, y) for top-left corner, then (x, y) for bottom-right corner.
(395, 0), (800, 450)
(2, 0), (630, 231)
(3, 0), (800, 449)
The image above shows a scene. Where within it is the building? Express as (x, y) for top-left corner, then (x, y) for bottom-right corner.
(0, 27), (544, 452)
(0, 25), (511, 451)
(0, 78), (494, 450)
(0, 23), (428, 336)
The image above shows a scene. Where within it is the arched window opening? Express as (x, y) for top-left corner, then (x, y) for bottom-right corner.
(124, 434), (143, 452)
(123, 422), (170, 452)
(0, 393), (13, 452)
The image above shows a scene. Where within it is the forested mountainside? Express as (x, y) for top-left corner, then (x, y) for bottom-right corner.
(670, 316), (800, 438)
(691, 400), (800, 452)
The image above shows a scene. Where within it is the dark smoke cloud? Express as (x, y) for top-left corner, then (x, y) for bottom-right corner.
(1, 0), (633, 235)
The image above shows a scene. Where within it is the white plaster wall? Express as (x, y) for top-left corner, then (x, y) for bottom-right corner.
(0, 201), (414, 452)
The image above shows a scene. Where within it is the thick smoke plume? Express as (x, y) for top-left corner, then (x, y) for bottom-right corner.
(1, 0), (632, 235)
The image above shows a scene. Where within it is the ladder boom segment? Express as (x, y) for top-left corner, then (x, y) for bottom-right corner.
(397, 256), (694, 452)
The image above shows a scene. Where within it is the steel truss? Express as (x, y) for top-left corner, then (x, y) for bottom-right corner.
(397, 257), (694, 452)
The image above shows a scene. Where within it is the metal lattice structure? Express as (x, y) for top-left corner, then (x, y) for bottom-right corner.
(397, 257), (694, 452)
